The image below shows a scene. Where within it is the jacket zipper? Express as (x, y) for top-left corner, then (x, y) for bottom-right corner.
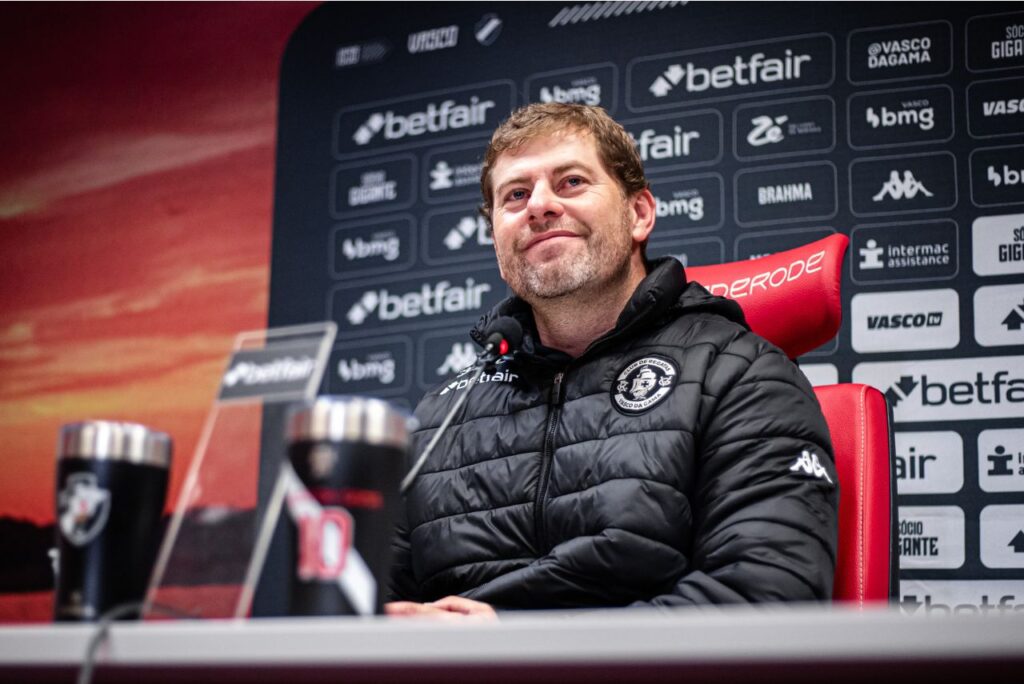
(534, 370), (565, 553)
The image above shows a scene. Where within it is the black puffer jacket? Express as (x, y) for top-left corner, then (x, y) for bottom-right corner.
(391, 258), (838, 608)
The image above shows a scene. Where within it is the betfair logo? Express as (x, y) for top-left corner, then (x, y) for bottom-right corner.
(352, 97), (495, 146)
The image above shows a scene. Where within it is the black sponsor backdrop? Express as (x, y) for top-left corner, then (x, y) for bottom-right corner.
(265, 3), (1024, 613)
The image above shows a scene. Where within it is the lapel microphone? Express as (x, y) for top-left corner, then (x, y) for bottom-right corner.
(399, 319), (523, 495)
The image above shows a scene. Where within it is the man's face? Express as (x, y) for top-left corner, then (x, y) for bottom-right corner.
(487, 131), (641, 301)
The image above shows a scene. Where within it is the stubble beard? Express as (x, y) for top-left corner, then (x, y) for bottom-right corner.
(499, 210), (634, 302)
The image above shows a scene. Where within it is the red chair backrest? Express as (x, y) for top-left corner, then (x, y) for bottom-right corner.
(684, 234), (895, 604)
(687, 233), (847, 359)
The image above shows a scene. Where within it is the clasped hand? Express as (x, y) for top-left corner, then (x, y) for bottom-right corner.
(385, 595), (497, 621)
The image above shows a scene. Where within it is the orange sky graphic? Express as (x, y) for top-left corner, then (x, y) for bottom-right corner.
(0, 3), (317, 525)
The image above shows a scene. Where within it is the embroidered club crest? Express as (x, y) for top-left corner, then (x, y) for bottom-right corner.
(612, 355), (678, 414)
(57, 472), (111, 546)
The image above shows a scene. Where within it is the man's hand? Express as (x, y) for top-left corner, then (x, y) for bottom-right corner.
(384, 596), (497, 620)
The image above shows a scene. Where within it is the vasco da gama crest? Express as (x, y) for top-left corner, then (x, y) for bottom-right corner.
(58, 472), (111, 547)
(612, 355), (679, 414)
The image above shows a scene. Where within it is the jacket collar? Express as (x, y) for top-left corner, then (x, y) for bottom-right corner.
(472, 257), (741, 363)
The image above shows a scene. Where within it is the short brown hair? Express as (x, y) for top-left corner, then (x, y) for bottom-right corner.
(478, 103), (648, 223)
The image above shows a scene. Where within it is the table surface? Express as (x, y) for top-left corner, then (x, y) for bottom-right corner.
(1, 604), (1022, 683)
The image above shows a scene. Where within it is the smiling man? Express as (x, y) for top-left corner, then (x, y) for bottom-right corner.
(387, 103), (838, 618)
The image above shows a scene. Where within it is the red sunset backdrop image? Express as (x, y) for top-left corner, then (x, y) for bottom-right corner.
(0, 2), (317, 621)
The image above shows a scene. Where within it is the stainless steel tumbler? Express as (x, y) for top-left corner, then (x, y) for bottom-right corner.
(54, 420), (172, 621)
(285, 397), (409, 616)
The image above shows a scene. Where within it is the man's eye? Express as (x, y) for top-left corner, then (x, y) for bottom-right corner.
(506, 189), (527, 202)
(563, 176), (583, 188)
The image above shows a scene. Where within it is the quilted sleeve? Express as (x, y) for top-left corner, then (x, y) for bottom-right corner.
(638, 336), (839, 606)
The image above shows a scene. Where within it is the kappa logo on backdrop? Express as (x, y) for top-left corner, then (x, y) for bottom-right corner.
(58, 473), (111, 547)
(612, 356), (678, 414)
(436, 342), (477, 376)
(873, 170), (933, 201)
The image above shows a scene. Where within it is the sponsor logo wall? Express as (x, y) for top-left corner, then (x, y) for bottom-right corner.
(271, 3), (1024, 608)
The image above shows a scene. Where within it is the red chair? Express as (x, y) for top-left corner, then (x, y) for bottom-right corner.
(687, 234), (897, 605)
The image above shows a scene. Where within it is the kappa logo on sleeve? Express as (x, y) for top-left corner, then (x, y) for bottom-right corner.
(612, 356), (678, 414)
(789, 450), (834, 484)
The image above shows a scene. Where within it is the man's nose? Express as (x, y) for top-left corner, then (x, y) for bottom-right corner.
(527, 183), (563, 223)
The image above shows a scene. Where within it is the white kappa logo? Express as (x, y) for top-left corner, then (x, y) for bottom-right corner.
(58, 473), (112, 546)
(789, 450), (833, 484)
(612, 356), (678, 414)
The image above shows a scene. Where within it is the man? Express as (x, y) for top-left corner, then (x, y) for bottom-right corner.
(387, 103), (838, 618)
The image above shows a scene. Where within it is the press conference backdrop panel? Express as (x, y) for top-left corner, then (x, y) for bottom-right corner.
(268, 2), (1024, 613)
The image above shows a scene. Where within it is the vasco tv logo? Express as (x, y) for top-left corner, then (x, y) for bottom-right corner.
(335, 82), (513, 157)
(853, 357), (1024, 422)
(967, 77), (1024, 138)
(628, 34), (834, 110)
(850, 288), (959, 353)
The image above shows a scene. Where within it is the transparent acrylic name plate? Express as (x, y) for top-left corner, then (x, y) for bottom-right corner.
(143, 323), (335, 620)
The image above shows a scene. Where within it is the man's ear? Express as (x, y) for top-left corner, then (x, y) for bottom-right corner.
(629, 188), (656, 245)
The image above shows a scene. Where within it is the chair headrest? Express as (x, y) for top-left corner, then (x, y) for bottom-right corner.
(686, 233), (849, 359)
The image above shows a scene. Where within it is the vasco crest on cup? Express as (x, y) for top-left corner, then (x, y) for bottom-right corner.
(57, 472), (111, 547)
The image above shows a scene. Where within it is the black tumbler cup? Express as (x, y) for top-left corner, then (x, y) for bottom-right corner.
(285, 396), (409, 616)
(54, 420), (172, 621)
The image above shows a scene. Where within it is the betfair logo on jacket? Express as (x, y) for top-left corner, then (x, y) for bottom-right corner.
(440, 365), (519, 395)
